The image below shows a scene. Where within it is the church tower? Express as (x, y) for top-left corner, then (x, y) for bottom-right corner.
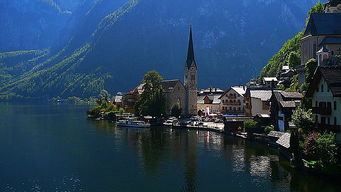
(184, 26), (198, 115)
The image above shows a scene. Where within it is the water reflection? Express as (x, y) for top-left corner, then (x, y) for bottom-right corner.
(91, 120), (341, 192)
(2, 104), (339, 192)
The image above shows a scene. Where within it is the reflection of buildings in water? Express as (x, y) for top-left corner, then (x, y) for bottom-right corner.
(196, 131), (223, 151)
(231, 145), (246, 172)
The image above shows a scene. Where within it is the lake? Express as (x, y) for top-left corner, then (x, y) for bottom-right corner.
(0, 104), (340, 192)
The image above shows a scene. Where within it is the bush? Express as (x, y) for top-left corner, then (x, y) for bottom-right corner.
(264, 125), (274, 134)
(244, 120), (258, 129)
(292, 107), (314, 133)
(303, 132), (320, 159)
(303, 132), (338, 167)
(316, 132), (338, 167)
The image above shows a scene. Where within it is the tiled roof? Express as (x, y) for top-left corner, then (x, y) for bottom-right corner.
(306, 66), (341, 97)
(280, 91), (303, 99)
(319, 37), (341, 46)
(161, 79), (183, 92)
(276, 133), (291, 149)
(280, 101), (296, 108)
(263, 77), (278, 82)
(232, 86), (246, 96)
(250, 90), (272, 101)
(197, 94), (221, 104)
(268, 131), (285, 138)
(304, 13), (341, 36)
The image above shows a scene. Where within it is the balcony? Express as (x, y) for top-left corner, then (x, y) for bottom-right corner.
(312, 107), (332, 115)
(222, 101), (241, 105)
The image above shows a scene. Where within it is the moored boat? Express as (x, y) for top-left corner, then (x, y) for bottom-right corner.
(116, 119), (151, 128)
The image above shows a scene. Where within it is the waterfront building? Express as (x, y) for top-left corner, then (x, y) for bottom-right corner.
(305, 66), (341, 143)
(219, 86), (246, 115)
(270, 90), (303, 132)
(184, 26), (198, 115)
(244, 88), (273, 117)
(161, 79), (186, 114)
(197, 87), (223, 115)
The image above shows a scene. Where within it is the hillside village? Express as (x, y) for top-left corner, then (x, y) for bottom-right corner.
(111, 0), (341, 140)
(91, 0), (341, 172)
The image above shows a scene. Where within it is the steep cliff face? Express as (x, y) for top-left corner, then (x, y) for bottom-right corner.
(0, 0), (319, 100)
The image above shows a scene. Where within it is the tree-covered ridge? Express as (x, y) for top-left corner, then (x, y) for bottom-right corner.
(260, 32), (303, 78)
(260, 2), (325, 79)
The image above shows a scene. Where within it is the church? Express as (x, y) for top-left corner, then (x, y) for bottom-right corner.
(161, 26), (198, 116)
(126, 26), (198, 116)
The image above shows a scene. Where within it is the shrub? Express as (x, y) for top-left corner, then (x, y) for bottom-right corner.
(264, 125), (274, 134)
(292, 107), (314, 132)
(316, 132), (338, 167)
(303, 132), (320, 159)
(244, 120), (258, 129)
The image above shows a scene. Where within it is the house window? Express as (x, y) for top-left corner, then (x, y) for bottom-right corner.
(315, 101), (318, 107)
(321, 84), (324, 92)
(328, 117), (330, 125)
(321, 117), (326, 125)
(334, 101), (337, 110)
(317, 86), (319, 92)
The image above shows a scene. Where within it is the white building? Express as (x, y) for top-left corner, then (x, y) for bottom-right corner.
(306, 66), (341, 142)
(219, 86), (246, 115)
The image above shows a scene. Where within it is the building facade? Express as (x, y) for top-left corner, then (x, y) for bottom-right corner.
(270, 91), (303, 132)
(197, 88), (223, 115)
(184, 26), (198, 115)
(306, 66), (341, 142)
(161, 80), (186, 115)
(219, 86), (246, 115)
(244, 89), (273, 117)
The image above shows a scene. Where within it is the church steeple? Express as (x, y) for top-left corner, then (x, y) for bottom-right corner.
(186, 25), (196, 69)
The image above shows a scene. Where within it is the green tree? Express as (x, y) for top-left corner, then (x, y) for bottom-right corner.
(288, 52), (300, 69)
(292, 107), (314, 133)
(305, 58), (318, 84)
(135, 71), (166, 117)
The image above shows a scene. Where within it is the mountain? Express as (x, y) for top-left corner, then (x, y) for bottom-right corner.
(0, 0), (319, 100)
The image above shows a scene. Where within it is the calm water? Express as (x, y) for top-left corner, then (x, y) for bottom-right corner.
(0, 104), (340, 192)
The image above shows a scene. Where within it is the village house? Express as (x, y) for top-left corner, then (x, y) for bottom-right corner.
(270, 90), (303, 132)
(197, 88), (223, 115)
(219, 86), (246, 115)
(262, 77), (278, 88)
(306, 66), (341, 143)
(113, 93), (123, 107)
(244, 88), (273, 117)
(278, 65), (296, 88)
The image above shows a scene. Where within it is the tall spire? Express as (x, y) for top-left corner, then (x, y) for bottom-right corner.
(186, 25), (196, 69)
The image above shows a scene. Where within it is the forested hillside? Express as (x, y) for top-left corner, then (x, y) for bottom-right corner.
(0, 0), (319, 100)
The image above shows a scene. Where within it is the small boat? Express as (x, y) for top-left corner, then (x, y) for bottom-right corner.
(116, 119), (151, 128)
